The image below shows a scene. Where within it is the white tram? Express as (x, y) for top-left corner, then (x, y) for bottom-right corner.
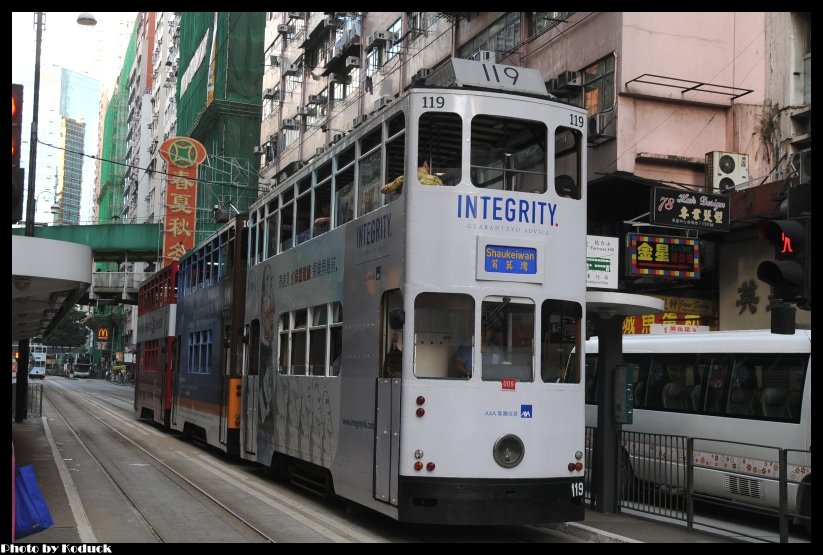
(242, 59), (588, 525)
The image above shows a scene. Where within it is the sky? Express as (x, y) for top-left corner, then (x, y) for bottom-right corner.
(12, 12), (137, 223)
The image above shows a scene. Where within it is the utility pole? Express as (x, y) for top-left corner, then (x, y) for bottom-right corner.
(16, 12), (44, 423)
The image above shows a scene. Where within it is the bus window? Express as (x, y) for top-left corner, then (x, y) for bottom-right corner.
(418, 111), (462, 186)
(703, 358), (729, 414)
(471, 115), (547, 193)
(727, 360), (757, 416)
(335, 146), (356, 225)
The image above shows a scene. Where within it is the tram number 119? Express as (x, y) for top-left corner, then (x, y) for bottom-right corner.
(571, 480), (585, 498)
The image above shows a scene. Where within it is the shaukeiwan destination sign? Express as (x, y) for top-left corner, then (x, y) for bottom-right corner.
(650, 186), (730, 232)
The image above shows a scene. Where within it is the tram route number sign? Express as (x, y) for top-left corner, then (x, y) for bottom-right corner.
(426, 58), (548, 96)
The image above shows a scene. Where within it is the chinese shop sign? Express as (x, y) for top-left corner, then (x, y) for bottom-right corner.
(158, 137), (207, 266)
(626, 233), (700, 279)
(650, 186), (730, 232)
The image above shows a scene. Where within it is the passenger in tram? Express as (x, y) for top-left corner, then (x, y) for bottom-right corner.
(453, 325), (501, 378)
(314, 203), (332, 235)
(381, 160), (443, 194)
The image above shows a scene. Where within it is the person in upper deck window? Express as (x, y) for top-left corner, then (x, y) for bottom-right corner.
(381, 160), (443, 194)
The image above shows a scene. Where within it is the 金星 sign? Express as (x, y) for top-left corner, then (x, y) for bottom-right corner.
(650, 186), (730, 232)
(626, 233), (700, 279)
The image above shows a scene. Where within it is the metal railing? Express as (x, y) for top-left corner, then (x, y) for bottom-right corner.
(585, 426), (812, 543)
(11, 383), (44, 418)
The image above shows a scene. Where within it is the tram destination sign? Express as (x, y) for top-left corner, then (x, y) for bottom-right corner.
(650, 186), (730, 232)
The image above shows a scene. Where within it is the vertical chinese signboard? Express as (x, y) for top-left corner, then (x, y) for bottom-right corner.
(158, 137), (207, 266)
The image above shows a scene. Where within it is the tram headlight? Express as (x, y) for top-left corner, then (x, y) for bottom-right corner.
(492, 434), (525, 469)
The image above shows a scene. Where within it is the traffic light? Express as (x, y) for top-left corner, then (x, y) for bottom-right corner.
(12, 83), (25, 224)
(757, 217), (810, 309)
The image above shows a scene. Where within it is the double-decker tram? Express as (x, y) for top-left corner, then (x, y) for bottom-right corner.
(240, 58), (589, 525)
(170, 214), (248, 455)
(134, 261), (179, 428)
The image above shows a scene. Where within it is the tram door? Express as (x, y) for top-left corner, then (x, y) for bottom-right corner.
(242, 322), (258, 456)
(374, 297), (404, 505)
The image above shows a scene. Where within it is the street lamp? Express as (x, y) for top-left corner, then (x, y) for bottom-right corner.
(77, 13), (97, 26)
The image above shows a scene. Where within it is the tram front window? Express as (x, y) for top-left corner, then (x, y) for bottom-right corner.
(413, 292), (473, 379)
(481, 297), (534, 382)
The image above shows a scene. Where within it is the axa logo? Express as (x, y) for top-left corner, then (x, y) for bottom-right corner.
(520, 404), (532, 419)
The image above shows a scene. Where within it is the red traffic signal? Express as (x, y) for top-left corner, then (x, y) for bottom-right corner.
(12, 83), (24, 167)
(757, 217), (810, 308)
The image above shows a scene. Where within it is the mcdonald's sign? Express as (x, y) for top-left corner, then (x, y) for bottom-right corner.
(98, 328), (109, 341)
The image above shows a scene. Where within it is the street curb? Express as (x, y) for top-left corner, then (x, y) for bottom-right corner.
(545, 522), (640, 543)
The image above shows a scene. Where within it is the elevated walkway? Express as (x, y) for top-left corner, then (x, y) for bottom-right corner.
(12, 222), (163, 312)
(12, 222), (162, 262)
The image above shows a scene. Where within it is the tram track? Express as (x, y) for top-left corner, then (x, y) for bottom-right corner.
(45, 380), (277, 543)
(45, 379), (389, 542)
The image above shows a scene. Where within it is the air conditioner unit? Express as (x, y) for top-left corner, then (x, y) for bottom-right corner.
(308, 94), (327, 105)
(253, 146), (265, 155)
(545, 78), (559, 93)
(323, 17), (337, 28)
(277, 24), (291, 35)
(297, 105), (316, 117)
(374, 96), (393, 111)
(282, 118), (298, 129)
(345, 56), (360, 69)
(315, 146), (325, 156)
(352, 114), (368, 128)
(790, 148), (811, 185)
(332, 133), (343, 143)
(367, 31), (390, 49)
(329, 73), (349, 84)
(411, 68), (431, 85)
(471, 50), (495, 62)
(284, 63), (301, 76)
(705, 151), (749, 192)
(556, 70), (582, 89)
(588, 112), (610, 137)
(288, 11), (304, 19)
(268, 55), (280, 67)
(263, 88), (276, 99)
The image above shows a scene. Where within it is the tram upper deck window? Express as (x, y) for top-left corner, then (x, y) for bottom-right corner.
(470, 115), (547, 193)
(417, 112), (462, 186)
(554, 127), (582, 199)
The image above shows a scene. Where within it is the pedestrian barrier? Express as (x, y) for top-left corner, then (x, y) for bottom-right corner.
(11, 383), (44, 418)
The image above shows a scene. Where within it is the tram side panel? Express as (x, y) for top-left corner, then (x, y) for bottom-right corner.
(173, 284), (226, 449)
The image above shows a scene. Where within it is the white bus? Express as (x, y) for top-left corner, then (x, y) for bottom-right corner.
(583, 329), (811, 534)
(241, 58), (589, 525)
